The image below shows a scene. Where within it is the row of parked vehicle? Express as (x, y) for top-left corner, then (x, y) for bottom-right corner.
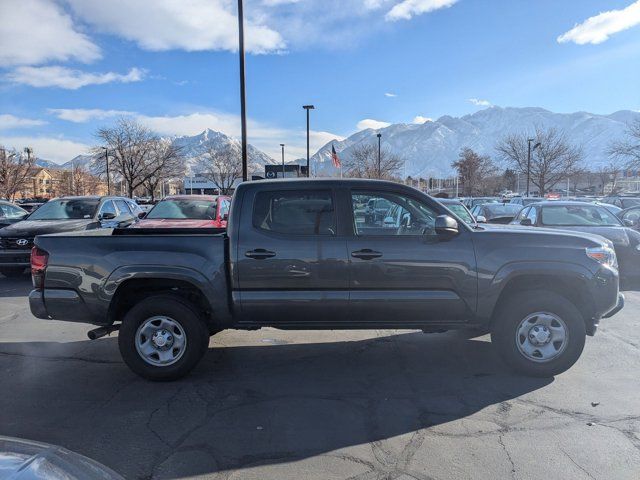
(0, 194), (231, 277)
(442, 194), (640, 284)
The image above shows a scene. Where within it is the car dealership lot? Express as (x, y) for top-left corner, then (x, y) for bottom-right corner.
(0, 275), (639, 480)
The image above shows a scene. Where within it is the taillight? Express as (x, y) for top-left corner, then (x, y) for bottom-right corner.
(31, 246), (49, 289)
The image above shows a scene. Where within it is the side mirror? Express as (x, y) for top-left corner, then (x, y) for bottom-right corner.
(138, 212), (147, 219)
(99, 212), (116, 221)
(623, 218), (634, 227)
(222, 213), (229, 221)
(435, 215), (459, 236)
(476, 215), (487, 224)
(520, 218), (532, 226)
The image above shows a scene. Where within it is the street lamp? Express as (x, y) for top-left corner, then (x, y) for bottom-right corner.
(102, 147), (110, 195)
(526, 138), (541, 197)
(303, 105), (314, 177)
(238, 0), (248, 181)
(280, 143), (285, 178)
(376, 133), (382, 179)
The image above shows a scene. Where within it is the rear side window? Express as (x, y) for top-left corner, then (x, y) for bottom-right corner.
(114, 199), (131, 215)
(253, 190), (336, 235)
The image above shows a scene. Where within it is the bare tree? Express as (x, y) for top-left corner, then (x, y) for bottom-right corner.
(608, 118), (640, 167)
(496, 127), (583, 196)
(196, 143), (242, 195)
(95, 118), (182, 198)
(342, 143), (403, 179)
(56, 165), (104, 197)
(0, 146), (35, 200)
(451, 147), (499, 196)
(595, 157), (625, 195)
(141, 140), (185, 201)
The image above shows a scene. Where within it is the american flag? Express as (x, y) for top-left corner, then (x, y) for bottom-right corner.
(331, 144), (341, 168)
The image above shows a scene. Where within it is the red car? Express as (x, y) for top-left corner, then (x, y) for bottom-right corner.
(133, 195), (231, 229)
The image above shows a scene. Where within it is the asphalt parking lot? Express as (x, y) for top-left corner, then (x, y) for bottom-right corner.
(0, 274), (639, 480)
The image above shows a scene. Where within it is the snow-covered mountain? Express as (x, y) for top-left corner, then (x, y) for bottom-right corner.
(313, 107), (640, 178)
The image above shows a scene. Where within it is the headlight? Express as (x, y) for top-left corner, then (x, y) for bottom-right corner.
(586, 246), (617, 269)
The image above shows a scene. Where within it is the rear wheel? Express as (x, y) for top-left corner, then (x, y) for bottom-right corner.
(491, 290), (586, 377)
(0, 267), (26, 278)
(118, 295), (209, 381)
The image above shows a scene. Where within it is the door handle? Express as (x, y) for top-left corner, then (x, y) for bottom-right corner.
(351, 249), (383, 260)
(245, 249), (276, 260)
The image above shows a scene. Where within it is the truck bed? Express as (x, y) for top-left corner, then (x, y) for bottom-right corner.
(32, 229), (229, 325)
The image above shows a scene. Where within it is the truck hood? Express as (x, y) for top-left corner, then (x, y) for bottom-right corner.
(132, 218), (219, 228)
(476, 224), (613, 248)
(0, 219), (95, 237)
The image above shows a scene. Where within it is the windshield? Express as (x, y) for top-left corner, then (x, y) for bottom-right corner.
(541, 205), (622, 227)
(146, 199), (217, 220)
(621, 198), (640, 209)
(27, 198), (99, 220)
(446, 203), (474, 224)
(484, 204), (521, 217)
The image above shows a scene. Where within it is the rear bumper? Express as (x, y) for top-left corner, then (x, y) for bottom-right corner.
(0, 249), (30, 267)
(29, 288), (97, 323)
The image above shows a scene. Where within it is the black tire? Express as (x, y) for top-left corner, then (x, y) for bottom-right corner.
(118, 295), (210, 381)
(491, 290), (586, 377)
(0, 267), (26, 278)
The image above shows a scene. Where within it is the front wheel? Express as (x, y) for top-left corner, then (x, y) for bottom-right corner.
(118, 296), (210, 381)
(491, 290), (586, 377)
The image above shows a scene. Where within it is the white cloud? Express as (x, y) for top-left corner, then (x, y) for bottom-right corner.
(386, 0), (458, 22)
(412, 115), (433, 124)
(0, 114), (46, 130)
(262, 0), (300, 5)
(384, 92), (398, 97)
(5, 66), (145, 90)
(558, 1), (640, 45)
(65, 0), (285, 54)
(48, 108), (135, 123)
(0, 0), (101, 66)
(0, 136), (90, 163)
(468, 98), (492, 107)
(356, 119), (392, 130)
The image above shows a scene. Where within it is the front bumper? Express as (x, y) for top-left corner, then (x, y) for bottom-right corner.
(0, 249), (30, 267)
(603, 293), (625, 319)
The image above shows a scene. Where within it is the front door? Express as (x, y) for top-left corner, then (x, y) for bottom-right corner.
(236, 188), (349, 327)
(347, 190), (477, 327)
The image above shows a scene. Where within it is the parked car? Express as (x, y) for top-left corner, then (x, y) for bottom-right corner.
(510, 201), (640, 282)
(437, 198), (476, 225)
(601, 196), (640, 209)
(30, 179), (622, 381)
(509, 197), (544, 207)
(133, 195), (231, 229)
(0, 436), (124, 479)
(0, 195), (137, 277)
(470, 203), (522, 224)
(462, 197), (500, 209)
(16, 202), (45, 213)
(0, 200), (29, 228)
(618, 205), (640, 229)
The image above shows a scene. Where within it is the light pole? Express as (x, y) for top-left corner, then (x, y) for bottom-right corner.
(102, 147), (110, 195)
(238, 0), (248, 181)
(376, 133), (382, 179)
(303, 105), (314, 177)
(280, 143), (285, 178)
(526, 138), (541, 197)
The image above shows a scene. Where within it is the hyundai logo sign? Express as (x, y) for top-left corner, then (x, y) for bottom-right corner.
(16, 239), (29, 246)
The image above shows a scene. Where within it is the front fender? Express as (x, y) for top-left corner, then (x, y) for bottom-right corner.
(477, 260), (595, 321)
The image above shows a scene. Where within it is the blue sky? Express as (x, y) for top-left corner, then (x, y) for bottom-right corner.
(1, 0), (640, 163)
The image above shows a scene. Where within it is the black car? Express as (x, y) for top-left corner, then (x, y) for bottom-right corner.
(0, 200), (29, 228)
(601, 196), (640, 210)
(471, 203), (522, 224)
(511, 201), (640, 282)
(0, 195), (138, 277)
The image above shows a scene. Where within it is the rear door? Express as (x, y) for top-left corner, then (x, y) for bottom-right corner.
(347, 189), (477, 327)
(235, 187), (349, 326)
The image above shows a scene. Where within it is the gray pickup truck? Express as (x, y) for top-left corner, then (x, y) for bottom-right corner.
(29, 179), (624, 380)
